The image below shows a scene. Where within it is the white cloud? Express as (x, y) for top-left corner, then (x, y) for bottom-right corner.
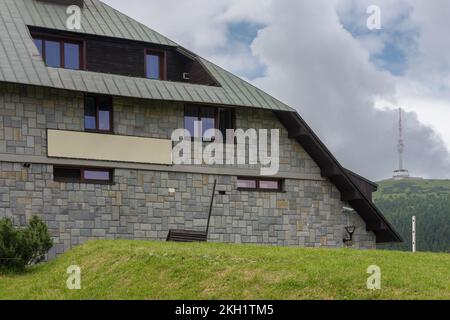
(337, 0), (450, 152)
(102, 0), (450, 180)
(103, 0), (268, 77)
(249, 0), (450, 179)
(378, 82), (450, 150)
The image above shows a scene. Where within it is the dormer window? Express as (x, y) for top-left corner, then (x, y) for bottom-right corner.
(32, 35), (83, 70)
(28, 26), (218, 85)
(145, 50), (165, 80)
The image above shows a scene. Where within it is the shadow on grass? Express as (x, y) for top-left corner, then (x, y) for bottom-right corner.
(0, 262), (46, 276)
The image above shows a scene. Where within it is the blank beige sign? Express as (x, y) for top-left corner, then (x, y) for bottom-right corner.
(47, 130), (172, 165)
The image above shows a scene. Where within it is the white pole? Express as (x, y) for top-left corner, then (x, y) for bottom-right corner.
(412, 216), (416, 253)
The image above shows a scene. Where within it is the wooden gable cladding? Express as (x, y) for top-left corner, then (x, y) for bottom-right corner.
(275, 110), (402, 243)
(28, 26), (218, 86)
(36, 0), (84, 7)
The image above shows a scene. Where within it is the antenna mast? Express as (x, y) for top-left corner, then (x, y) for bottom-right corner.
(393, 108), (410, 179)
(398, 108), (404, 171)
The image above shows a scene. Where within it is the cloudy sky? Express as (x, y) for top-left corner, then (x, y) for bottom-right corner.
(104, 0), (450, 181)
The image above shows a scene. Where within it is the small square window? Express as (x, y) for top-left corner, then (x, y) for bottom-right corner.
(53, 167), (81, 182)
(83, 170), (111, 182)
(98, 106), (112, 131)
(54, 166), (113, 184)
(64, 42), (80, 70)
(146, 52), (164, 80)
(237, 179), (257, 190)
(259, 180), (281, 191)
(237, 178), (283, 192)
(45, 40), (61, 68)
(31, 34), (82, 70)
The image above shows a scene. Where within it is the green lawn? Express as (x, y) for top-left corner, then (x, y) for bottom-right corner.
(1, 240), (449, 300)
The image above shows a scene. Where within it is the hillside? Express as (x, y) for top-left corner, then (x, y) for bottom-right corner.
(375, 179), (450, 198)
(374, 179), (450, 253)
(0, 240), (449, 300)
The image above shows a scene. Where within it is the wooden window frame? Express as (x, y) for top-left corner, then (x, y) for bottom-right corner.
(31, 32), (85, 70)
(237, 177), (283, 192)
(184, 105), (236, 141)
(84, 95), (114, 134)
(144, 49), (166, 80)
(53, 166), (114, 185)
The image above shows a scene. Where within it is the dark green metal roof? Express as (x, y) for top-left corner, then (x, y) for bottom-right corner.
(0, 0), (295, 112)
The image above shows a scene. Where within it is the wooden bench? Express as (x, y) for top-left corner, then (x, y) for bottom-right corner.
(166, 180), (217, 243)
(166, 229), (208, 242)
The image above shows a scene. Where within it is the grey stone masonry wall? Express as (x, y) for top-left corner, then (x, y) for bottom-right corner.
(0, 163), (375, 257)
(0, 83), (377, 256)
(0, 84), (321, 176)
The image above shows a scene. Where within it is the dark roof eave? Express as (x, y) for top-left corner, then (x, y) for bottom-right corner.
(274, 110), (402, 243)
(345, 169), (379, 189)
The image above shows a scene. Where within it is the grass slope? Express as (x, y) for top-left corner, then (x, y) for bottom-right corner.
(1, 240), (449, 300)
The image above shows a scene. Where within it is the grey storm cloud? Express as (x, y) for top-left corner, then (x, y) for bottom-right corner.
(251, 0), (450, 180)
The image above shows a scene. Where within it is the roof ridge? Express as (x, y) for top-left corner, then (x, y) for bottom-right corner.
(96, 0), (178, 47)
